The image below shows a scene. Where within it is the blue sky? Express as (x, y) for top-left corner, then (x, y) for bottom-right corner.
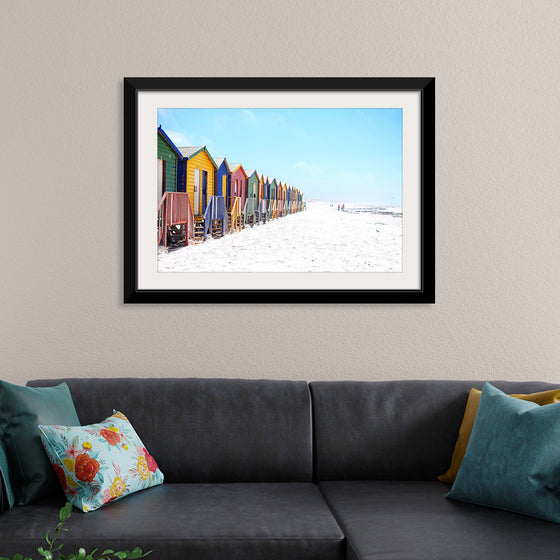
(158, 108), (402, 206)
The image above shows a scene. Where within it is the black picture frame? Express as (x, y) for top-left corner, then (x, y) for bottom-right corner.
(124, 77), (435, 304)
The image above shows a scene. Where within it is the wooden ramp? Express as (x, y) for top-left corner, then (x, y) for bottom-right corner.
(157, 192), (194, 247)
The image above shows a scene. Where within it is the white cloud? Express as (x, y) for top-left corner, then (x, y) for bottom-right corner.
(241, 110), (257, 123)
(166, 130), (193, 147)
(165, 131), (215, 150)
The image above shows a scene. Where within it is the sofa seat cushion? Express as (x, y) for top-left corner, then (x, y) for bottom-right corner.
(0, 483), (344, 560)
(319, 481), (560, 560)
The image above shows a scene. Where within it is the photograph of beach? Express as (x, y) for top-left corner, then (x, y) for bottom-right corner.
(156, 107), (402, 274)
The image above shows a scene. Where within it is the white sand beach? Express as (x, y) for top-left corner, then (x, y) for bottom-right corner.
(157, 200), (402, 273)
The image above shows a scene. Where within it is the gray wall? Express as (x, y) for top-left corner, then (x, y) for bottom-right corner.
(3, 1), (559, 384)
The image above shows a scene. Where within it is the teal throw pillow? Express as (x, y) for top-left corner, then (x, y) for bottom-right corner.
(0, 380), (80, 504)
(446, 381), (560, 523)
(0, 439), (15, 511)
(39, 411), (164, 512)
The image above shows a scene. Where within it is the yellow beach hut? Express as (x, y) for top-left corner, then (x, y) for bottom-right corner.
(177, 146), (217, 217)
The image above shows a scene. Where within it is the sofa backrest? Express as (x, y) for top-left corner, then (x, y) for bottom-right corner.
(310, 379), (559, 481)
(27, 378), (313, 483)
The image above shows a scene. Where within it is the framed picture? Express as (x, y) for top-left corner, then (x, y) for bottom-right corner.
(124, 77), (434, 303)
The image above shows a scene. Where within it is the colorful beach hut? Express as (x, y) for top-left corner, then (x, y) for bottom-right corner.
(244, 169), (259, 227)
(228, 163), (248, 232)
(277, 181), (285, 217)
(229, 163), (248, 208)
(198, 152), (228, 240)
(258, 173), (267, 223)
(260, 176), (264, 210)
(268, 178), (278, 219)
(157, 126), (181, 197)
(177, 146), (224, 242)
(177, 146), (217, 215)
(157, 126), (194, 247)
(214, 157), (231, 199)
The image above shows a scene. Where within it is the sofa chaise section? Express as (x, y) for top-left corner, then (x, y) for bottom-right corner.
(319, 480), (560, 560)
(310, 380), (560, 560)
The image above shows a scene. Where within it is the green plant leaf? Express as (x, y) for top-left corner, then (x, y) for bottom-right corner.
(38, 547), (55, 560)
(10, 500), (148, 560)
(39, 549), (53, 560)
(59, 502), (72, 522)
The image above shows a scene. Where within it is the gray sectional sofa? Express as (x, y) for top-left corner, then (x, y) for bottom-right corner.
(1, 377), (560, 559)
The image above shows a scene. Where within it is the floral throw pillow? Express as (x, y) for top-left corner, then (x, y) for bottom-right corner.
(38, 411), (164, 512)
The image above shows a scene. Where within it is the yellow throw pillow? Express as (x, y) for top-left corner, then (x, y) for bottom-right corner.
(438, 387), (560, 484)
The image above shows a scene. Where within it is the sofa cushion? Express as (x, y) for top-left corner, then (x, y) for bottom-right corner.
(39, 411), (164, 512)
(319, 481), (560, 560)
(309, 380), (559, 480)
(438, 386), (560, 483)
(446, 382), (560, 523)
(27, 378), (313, 483)
(0, 439), (15, 511)
(0, 483), (345, 560)
(0, 380), (80, 504)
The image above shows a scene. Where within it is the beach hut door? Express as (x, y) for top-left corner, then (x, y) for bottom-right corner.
(194, 169), (200, 214)
(202, 171), (207, 213)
